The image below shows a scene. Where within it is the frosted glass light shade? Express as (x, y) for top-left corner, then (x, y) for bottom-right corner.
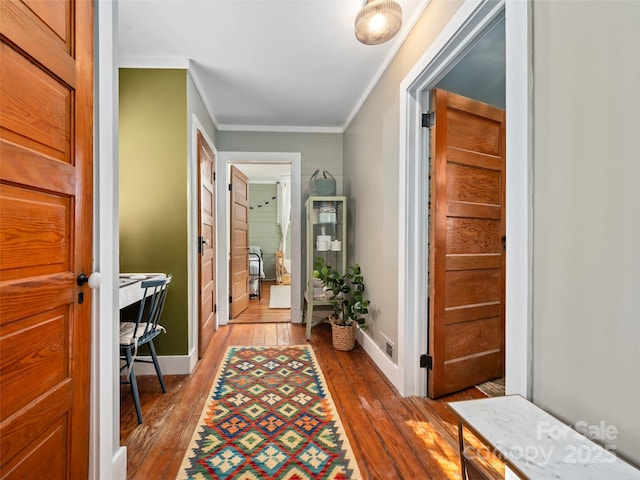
(355, 0), (403, 45)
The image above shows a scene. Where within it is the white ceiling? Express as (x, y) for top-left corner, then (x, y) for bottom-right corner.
(118, 0), (425, 132)
(234, 163), (291, 183)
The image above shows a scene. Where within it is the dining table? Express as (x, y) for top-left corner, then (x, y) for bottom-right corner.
(119, 273), (166, 309)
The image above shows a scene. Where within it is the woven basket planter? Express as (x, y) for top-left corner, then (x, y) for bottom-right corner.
(330, 317), (357, 351)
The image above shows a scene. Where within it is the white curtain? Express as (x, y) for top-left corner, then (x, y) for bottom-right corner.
(277, 177), (291, 254)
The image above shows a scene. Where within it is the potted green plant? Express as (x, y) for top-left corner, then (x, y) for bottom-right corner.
(313, 257), (370, 351)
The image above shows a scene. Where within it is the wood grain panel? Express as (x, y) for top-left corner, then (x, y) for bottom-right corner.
(0, 0), (93, 475)
(445, 270), (500, 308)
(445, 303), (501, 326)
(1, 415), (67, 480)
(202, 257), (213, 285)
(447, 202), (501, 219)
(0, 1), (75, 85)
(23, 0), (69, 43)
(0, 273), (74, 324)
(0, 43), (71, 161)
(234, 178), (248, 200)
(0, 379), (72, 469)
(0, 141), (76, 195)
(231, 254), (248, 273)
(447, 163), (500, 205)
(202, 188), (213, 215)
(234, 203), (248, 224)
(0, 184), (70, 271)
(202, 289), (214, 317)
(446, 254), (501, 271)
(447, 109), (501, 157)
(445, 317), (501, 360)
(233, 228), (248, 247)
(444, 351), (503, 394)
(233, 279), (248, 302)
(446, 89), (504, 122)
(446, 218), (500, 254)
(0, 307), (68, 419)
(202, 223), (213, 247)
(447, 147), (502, 171)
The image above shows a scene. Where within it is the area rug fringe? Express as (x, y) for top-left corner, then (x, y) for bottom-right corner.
(177, 345), (361, 479)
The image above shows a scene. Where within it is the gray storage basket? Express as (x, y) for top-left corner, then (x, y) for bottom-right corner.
(308, 169), (336, 196)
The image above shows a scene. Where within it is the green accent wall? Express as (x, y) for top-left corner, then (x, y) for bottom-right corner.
(119, 68), (188, 355)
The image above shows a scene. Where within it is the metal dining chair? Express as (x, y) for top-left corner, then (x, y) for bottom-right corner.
(119, 275), (171, 424)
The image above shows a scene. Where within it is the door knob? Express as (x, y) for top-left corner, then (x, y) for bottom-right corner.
(77, 272), (102, 288)
(198, 236), (209, 255)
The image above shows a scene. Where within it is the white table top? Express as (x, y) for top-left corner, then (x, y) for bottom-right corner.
(448, 395), (640, 480)
(119, 273), (165, 309)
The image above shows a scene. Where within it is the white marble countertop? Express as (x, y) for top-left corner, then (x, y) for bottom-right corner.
(448, 394), (640, 480)
(119, 273), (165, 309)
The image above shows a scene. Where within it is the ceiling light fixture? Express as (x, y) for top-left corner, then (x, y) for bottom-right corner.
(355, 0), (403, 46)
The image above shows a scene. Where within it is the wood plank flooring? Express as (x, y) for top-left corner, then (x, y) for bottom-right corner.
(230, 280), (291, 323)
(121, 322), (504, 479)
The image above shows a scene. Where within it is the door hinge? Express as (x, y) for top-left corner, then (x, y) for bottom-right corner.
(228, 183), (232, 191)
(213, 171), (216, 181)
(214, 303), (217, 313)
(229, 295), (232, 303)
(422, 112), (435, 128)
(420, 354), (433, 370)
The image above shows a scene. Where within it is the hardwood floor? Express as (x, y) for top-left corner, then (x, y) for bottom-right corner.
(230, 280), (291, 323)
(120, 322), (504, 479)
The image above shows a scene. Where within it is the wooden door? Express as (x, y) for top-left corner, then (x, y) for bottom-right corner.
(229, 165), (250, 318)
(428, 89), (505, 398)
(197, 131), (216, 357)
(0, 0), (93, 477)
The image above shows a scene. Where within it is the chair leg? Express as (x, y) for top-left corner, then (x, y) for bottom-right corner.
(125, 348), (143, 424)
(147, 340), (166, 393)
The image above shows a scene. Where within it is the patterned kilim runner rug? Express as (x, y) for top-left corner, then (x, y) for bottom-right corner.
(177, 345), (361, 479)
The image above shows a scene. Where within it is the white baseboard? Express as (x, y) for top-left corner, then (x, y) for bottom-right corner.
(128, 351), (197, 376)
(356, 328), (403, 394)
(112, 446), (127, 480)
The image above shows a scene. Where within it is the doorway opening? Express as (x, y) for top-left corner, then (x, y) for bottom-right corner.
(216, 151), (302, 327)
(229, 163), (293, 324)
(398, 0), (530, 399)
(425, 19), (506, 399)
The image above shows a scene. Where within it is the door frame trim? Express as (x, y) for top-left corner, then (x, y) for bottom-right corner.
(216, 151), (302, 325)
(398, 0), (531, 397)
(189, 117), (217, 369)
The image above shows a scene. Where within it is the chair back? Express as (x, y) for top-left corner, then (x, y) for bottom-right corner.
(134, 275), (172, 339)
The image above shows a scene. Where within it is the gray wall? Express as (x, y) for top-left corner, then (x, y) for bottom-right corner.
(216, 132), (343, 196)
(343, 0), (464, 356)
(188, 71), (217, 146)
(216, 131), (343, 290)
(532, 0), (640, 464)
